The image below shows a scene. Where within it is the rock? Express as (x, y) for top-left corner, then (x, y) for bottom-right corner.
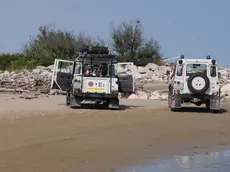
(128, 94), (138, 99)
(149, 91), (160, 100)
(138, 93), (148, 99)
(19, 95), (38, 99)
(133, 72), (142, 79)
(221, 84), (230, 96)
(0, 61), (229, 102)
(0, 67), (53, 94)
(159, 94), (168, 100)
(136, 91), (148, 99)
(32, 69), (41, 74)
(145, 63), (158, 71)
(47, 65), (54, 71)
(221, 95), (230, 102)
(220, 92), (227, 99)
(137, 66), (148, 74)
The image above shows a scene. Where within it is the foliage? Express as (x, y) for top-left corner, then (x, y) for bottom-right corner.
(111, 20), (163, 66)
(23, 24), (104, 67)
(0, 20), (163, 70)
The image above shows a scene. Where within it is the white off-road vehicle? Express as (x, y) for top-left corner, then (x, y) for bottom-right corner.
(50, 46), (134, 109)
(168, 55), (221, 113)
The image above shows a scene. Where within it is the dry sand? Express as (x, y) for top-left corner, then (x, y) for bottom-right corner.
(0, 94), (229, 172)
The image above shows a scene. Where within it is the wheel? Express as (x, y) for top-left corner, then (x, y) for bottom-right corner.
(195, 102), (201, 106)
(171, 108), (179, 112)
(187, 73), (210, 94)
(107, 98), (119, 110)
(211, 109), (220, 113)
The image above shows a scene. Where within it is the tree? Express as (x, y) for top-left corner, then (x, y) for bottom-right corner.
(136, 38), (162, 65)
(23, 24), (105, 66)
(111, 20), (163, 65)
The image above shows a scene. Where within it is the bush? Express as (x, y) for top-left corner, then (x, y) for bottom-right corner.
(0, 20), (164, 71)
(0, 53), (23, 71)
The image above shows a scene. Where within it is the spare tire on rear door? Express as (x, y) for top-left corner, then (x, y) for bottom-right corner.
(187, 72), (210, 94)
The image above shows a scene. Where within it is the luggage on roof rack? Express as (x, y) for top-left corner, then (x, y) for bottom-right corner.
(80, 46), (109, 55)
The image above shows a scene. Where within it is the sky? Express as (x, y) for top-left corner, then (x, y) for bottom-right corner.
(0, 0), (230, 67)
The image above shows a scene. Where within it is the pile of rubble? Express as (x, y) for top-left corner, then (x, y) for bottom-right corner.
(116, 63), (171, 100)
(0, 63), (229, 101)
(219, 67), (230, 85)
(0, 66), (53, 95)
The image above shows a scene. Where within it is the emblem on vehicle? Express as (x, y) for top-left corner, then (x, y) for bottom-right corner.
(88, 81), (94, 87)
(98, 82), (104, 87)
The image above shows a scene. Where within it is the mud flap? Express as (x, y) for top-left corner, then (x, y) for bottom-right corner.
(209, 97), (220, 110)
(69, 92), (81, 108)
(171, 96), (182, 109)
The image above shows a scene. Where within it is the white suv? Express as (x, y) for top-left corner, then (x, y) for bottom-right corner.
(168, 55), (221, 113)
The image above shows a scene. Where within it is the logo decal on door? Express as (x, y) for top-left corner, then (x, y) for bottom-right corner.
(98, 82), (104, 87)
(88, 81), (94, 87)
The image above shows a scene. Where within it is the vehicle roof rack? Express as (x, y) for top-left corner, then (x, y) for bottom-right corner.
(78, 46), (116, 59)
(78, 53), (116, 59)
(80, 46), (109, 55)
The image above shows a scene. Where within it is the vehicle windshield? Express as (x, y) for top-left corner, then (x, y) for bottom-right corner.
(186, 64), (207, 75)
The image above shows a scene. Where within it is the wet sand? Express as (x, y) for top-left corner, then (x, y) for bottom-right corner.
(0, 94), (230, 172)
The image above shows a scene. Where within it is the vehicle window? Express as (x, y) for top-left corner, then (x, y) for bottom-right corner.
(74, 63), (81, 74)
(92, 65), (100, 77)
(170, 64), (176, 78)
(101, 63), (108, 77)
(83, 64), (92, 77)
(186, 64), (207, 76)
(210, 66), (217, 77)
(59, 62), (73, 73)
(176, 65), (183, 76)
(109, 65), (116, 76)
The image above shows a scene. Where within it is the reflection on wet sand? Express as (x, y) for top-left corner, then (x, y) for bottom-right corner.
(118, 150), (230, 172)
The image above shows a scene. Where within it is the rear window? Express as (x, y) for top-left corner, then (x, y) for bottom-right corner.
(186, 64), (207, 76)
(176, 65), (183, 76)
(210, 66), (217, 77)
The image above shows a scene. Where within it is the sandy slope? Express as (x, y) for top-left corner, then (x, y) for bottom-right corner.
(0, 94), (229, 172)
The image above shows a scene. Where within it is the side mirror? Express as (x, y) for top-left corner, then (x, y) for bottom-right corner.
(218, 72), (221, 78)
(166, 70), (170, 75)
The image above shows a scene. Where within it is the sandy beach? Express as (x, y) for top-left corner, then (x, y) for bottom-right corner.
(0, 94), (229, 172)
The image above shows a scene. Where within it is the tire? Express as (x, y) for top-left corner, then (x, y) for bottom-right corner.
(171, 108), (179, 112)
(211, 109), (220, 113)
(187, 73), (210, 94)
(107, 98), (119, 110)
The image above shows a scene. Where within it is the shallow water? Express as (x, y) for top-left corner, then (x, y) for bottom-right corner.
(118, 150), (230, 172)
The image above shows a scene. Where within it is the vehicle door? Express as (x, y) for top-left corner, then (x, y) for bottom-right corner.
(116, 62), (134, 93)
(50, 59), (74, 91)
